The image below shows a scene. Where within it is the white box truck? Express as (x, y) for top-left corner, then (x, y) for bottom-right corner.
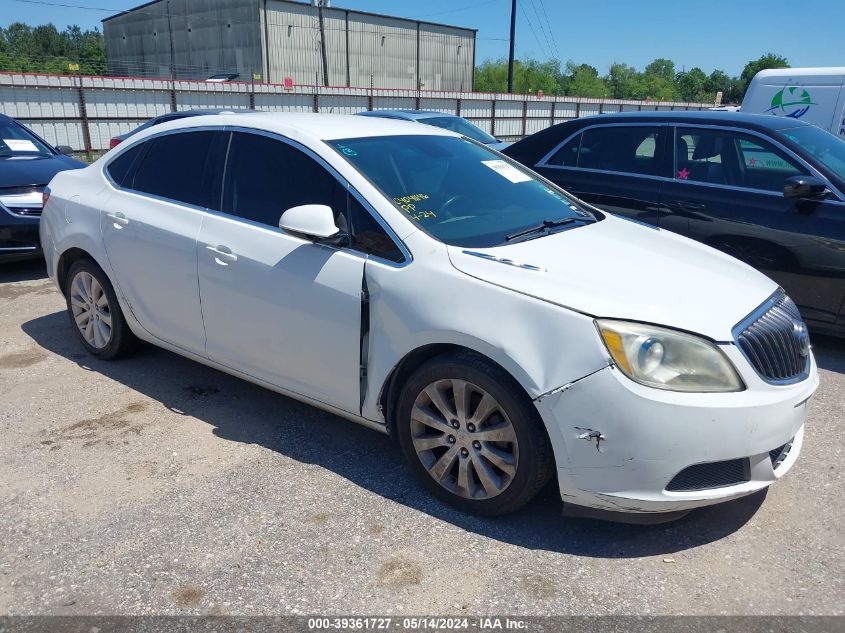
(742, 67), (845, 138)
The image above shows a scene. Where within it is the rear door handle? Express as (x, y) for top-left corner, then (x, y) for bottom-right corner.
(205, 244), (238, 266)
(667, 200), (706, 211)
(107, 211), (129, 228)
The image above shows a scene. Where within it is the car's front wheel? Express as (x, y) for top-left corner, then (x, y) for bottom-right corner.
(396, 351), (554, 516)
(65, 258), (137, 360)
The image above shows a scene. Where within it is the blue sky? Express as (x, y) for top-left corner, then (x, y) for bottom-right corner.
(4, 0), (843, 75)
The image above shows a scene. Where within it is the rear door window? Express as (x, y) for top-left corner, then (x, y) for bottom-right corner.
(548, 126), (662, 175)
(577, 126), (662, 175)
(130, 131), (218, 207)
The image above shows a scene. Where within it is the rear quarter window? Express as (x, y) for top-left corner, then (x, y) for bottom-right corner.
(105, 143), (145, 187)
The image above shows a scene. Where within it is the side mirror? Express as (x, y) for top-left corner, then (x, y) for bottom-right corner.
(783, 175), (828, 201)
(279, 204), (340, 240)
(56, 145), (74, 155)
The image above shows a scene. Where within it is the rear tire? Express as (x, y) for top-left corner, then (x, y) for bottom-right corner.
(396, 351), (553, 516)
(65, 258), (137, 360)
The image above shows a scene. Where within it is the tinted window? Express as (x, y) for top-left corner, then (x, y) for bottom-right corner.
(348, 196), (403, 262)
(577, 126), (661, 175)
(676, 128), (805, 191)
(779, 125), (845, 183)
(131, 131), (216, 206)
(332, 135), (596, 248)
(222, 132), (347, 228)
(106, 143), (145, 187)
(547, 133), (580, 167)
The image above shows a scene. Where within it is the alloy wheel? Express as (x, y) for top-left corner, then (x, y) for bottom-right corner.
(69, 271), (113, 349)
(410, 379), (519, 500)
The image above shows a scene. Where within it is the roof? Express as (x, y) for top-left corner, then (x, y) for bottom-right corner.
(125, 111), (458, 144)
(577, 110), (813, 131)
(102, 0), (477, 33)
(504, 110), (816, 161)
(356, 110), (455, 121)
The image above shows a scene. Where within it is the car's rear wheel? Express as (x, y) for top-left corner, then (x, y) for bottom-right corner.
(65, 259), (137, 360)
(396, 351), (553, 516)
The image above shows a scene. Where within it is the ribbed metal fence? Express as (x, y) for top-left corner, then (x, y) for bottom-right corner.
(0, 71), (712, 152)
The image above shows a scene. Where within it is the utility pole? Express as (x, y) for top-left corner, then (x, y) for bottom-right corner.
(507, 0), (516, 93)
(316, 0), (329, 86)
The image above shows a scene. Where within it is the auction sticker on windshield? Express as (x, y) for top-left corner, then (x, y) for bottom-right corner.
(481, 159), (532, 183)
(2, 139), (39, 152)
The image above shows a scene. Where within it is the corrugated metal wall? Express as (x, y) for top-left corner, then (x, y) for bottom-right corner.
(104, 0), (264, 80)
(263, 1), (476, 91)
(0, 72), (712, 151)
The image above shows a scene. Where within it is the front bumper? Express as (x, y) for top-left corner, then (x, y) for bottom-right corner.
(0, 211), (41, 262)
(535, 346), (818, 514)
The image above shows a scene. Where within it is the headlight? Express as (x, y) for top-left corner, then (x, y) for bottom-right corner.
(595, 319), (744, 393)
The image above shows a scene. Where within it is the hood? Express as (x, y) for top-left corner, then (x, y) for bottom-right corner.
(0, 154), (85, 189)
(447, 215), (777, 341)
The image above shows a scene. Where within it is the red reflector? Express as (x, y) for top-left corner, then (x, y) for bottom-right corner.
(109, 137), (122, 149)
(42, 187), (51, 207)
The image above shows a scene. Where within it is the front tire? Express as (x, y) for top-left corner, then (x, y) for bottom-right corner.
(396, 351), (554, 516)
(65, 258), (137, 360)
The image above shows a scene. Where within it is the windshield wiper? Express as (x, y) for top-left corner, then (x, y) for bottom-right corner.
(505, 217), (592, 242)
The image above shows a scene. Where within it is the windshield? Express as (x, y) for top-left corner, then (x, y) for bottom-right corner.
(0, 121), (54, 158)
(331, 135), (596, 247)
(778, 125), (845, 183)
(418, 116), (498, 145)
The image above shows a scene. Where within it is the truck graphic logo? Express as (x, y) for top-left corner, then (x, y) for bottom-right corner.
(767, 85), (816, 119)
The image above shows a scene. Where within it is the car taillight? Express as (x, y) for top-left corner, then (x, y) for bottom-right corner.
(42, 186), (51, 207)
(109, 137), (122, 149)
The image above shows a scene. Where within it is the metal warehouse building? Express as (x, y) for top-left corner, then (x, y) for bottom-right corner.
(102, 0), (477, 90)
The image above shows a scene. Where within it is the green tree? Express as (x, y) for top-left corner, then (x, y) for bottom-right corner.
(677, 67), (709, 102)
(640, 58), (680, 101)
(0, 22), (105, 75)
(566, 61), (608, 97)
(474, 57), (565, 95)
(737, 53), (789, 98)
(607, 62), (641, 99)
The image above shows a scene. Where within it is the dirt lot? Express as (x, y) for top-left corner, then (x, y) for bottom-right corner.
(1, 259), (843, 615)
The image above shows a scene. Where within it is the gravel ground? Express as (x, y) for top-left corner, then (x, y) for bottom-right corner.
(1, 259), (843, 616)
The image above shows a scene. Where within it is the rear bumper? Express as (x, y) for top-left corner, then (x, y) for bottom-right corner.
(535, 350), (818, 514)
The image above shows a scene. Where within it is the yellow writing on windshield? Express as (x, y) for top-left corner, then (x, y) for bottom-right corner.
(394, 193), (436, 220)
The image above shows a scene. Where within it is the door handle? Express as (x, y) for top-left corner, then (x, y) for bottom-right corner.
(205, 244), (237, 266)
(107, 211), (129, 229)
(667, 200), (706, 212)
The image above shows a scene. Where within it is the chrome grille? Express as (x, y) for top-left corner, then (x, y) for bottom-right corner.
(735, 291), (809, 383)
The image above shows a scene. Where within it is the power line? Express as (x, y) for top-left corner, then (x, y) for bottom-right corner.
(416, 0), (502, 18)
(527, 0), (555, 61)
(518, 1), (551, 60)
(535, 0), (560, 59)
(531, 0), (559, 60)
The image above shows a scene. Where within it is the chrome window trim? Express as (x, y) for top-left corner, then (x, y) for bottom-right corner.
(534, 120), (845, 203)
(730, 289), (811, 386)
(536, 122), (668, 171)
(101, 124), (412, 268)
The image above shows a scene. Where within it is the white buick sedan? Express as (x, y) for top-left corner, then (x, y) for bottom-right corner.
(40, 113), (818, 518)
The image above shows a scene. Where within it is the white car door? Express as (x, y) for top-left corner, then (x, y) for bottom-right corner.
(196, 131), (367, 413)
(101, 130), (223, 355)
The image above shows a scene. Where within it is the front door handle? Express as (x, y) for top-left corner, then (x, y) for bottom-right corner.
(206, 244), (238, 266)
(107, 211), (129, 229)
